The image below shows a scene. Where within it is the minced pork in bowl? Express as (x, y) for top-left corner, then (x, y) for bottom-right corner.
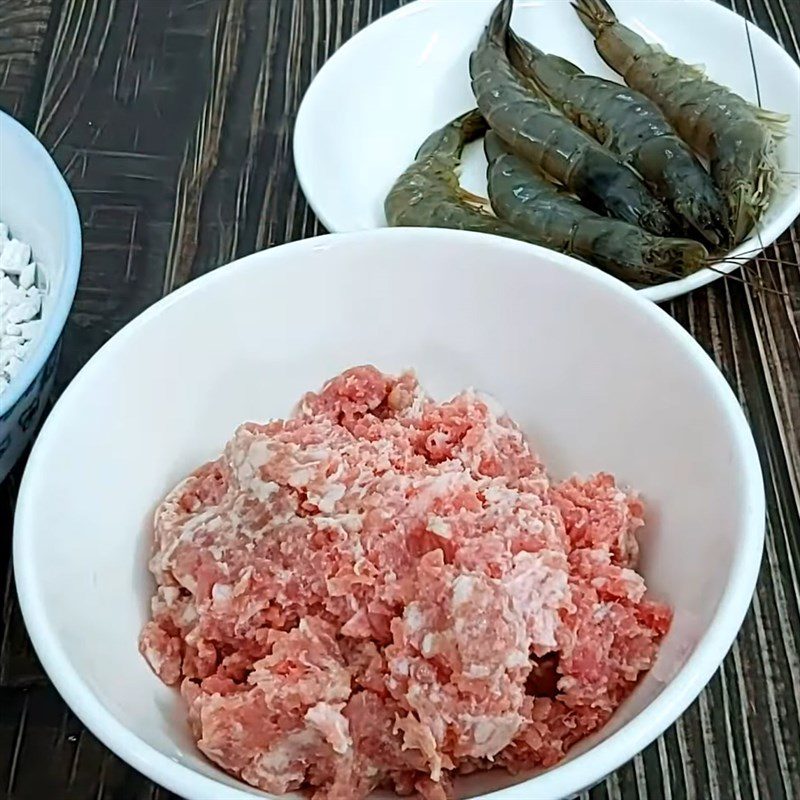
(14, 229), (764, 800)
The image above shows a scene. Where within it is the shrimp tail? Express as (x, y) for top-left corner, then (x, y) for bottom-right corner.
(572, 0), (618, 36)
(507, 28), (544, 67)
(485, 0), (514, 46)
(508, 30), (584, 104)
(415, 109), (487, 162)
(386, 109), (547, 244)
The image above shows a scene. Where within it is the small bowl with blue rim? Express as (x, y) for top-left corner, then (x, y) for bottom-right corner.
(0, 111), (81, 483)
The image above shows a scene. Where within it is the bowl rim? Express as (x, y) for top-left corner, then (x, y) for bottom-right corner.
(0, 110), (82, 417)
(292, 0), (800, 304)
(14, 228), (766, 800)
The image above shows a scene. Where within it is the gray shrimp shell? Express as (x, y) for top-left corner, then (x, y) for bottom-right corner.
(470, 0), (678, 237)
(484, 131), (708, 285)
(573, 0), (788, 244)
(506, 29), (730, 247)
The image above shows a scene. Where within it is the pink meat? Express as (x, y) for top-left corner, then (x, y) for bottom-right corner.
(551, 473), (644, 567)
(140, 366), (671, 799)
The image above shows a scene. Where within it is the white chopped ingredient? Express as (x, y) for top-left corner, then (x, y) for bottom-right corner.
(0, 340), (27, 359)
(7, 298), (41, 325)
(19, 261), (36, 289)
(0, 222), (46, 393)
(18, 320), (41, 339)
(4, 355), (23, 380)
(0, 239), (31, 274)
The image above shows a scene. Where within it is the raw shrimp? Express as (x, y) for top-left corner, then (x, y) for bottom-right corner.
(469, 0), (677, 237)
(484, 131), (708, 286)
(506, 29), (729, 247)
(573, 0), (789, 244)
(384, 109), (539, 243)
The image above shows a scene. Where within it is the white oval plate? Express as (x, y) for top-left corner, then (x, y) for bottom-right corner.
(294, 0), (800, 302)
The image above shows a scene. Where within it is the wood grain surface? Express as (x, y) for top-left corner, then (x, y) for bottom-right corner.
(1, 1), (798, 798)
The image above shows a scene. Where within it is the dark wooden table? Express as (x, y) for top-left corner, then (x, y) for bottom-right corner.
(1, 1), (798, 798)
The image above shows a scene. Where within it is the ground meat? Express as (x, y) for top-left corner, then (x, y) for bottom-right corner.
(140, 366), (671, 798)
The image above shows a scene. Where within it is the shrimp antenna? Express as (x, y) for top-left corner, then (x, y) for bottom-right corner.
(724, 268), (789, 298)
(718, 239), (800, 284)
(706, 264), (790, 298)
(707, 255), (800, 296)
(738, 12), (792, 300)
(705, 252), (798, 299)
(744, 14), (763, 107)
(644, 259), (791, 299)
(710, 254), (800, 268)
(723, 241), (799, 258)
(640, 262), (788, 298)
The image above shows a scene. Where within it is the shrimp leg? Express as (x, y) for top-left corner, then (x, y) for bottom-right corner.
(384, 109), (546, 243)
(484, 131), (708, 286)
(470, 0), (677, 237)
(573, 0), (789, 244)
(506, 30), (729, 247)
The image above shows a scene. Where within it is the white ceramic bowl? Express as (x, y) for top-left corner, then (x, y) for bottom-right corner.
(14, 229), (764, 800)
(0, 111), (82, 482)
(294, 0), (800, 302)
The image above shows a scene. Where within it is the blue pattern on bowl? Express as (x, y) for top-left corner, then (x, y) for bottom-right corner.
(0, 341), (62, 481)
